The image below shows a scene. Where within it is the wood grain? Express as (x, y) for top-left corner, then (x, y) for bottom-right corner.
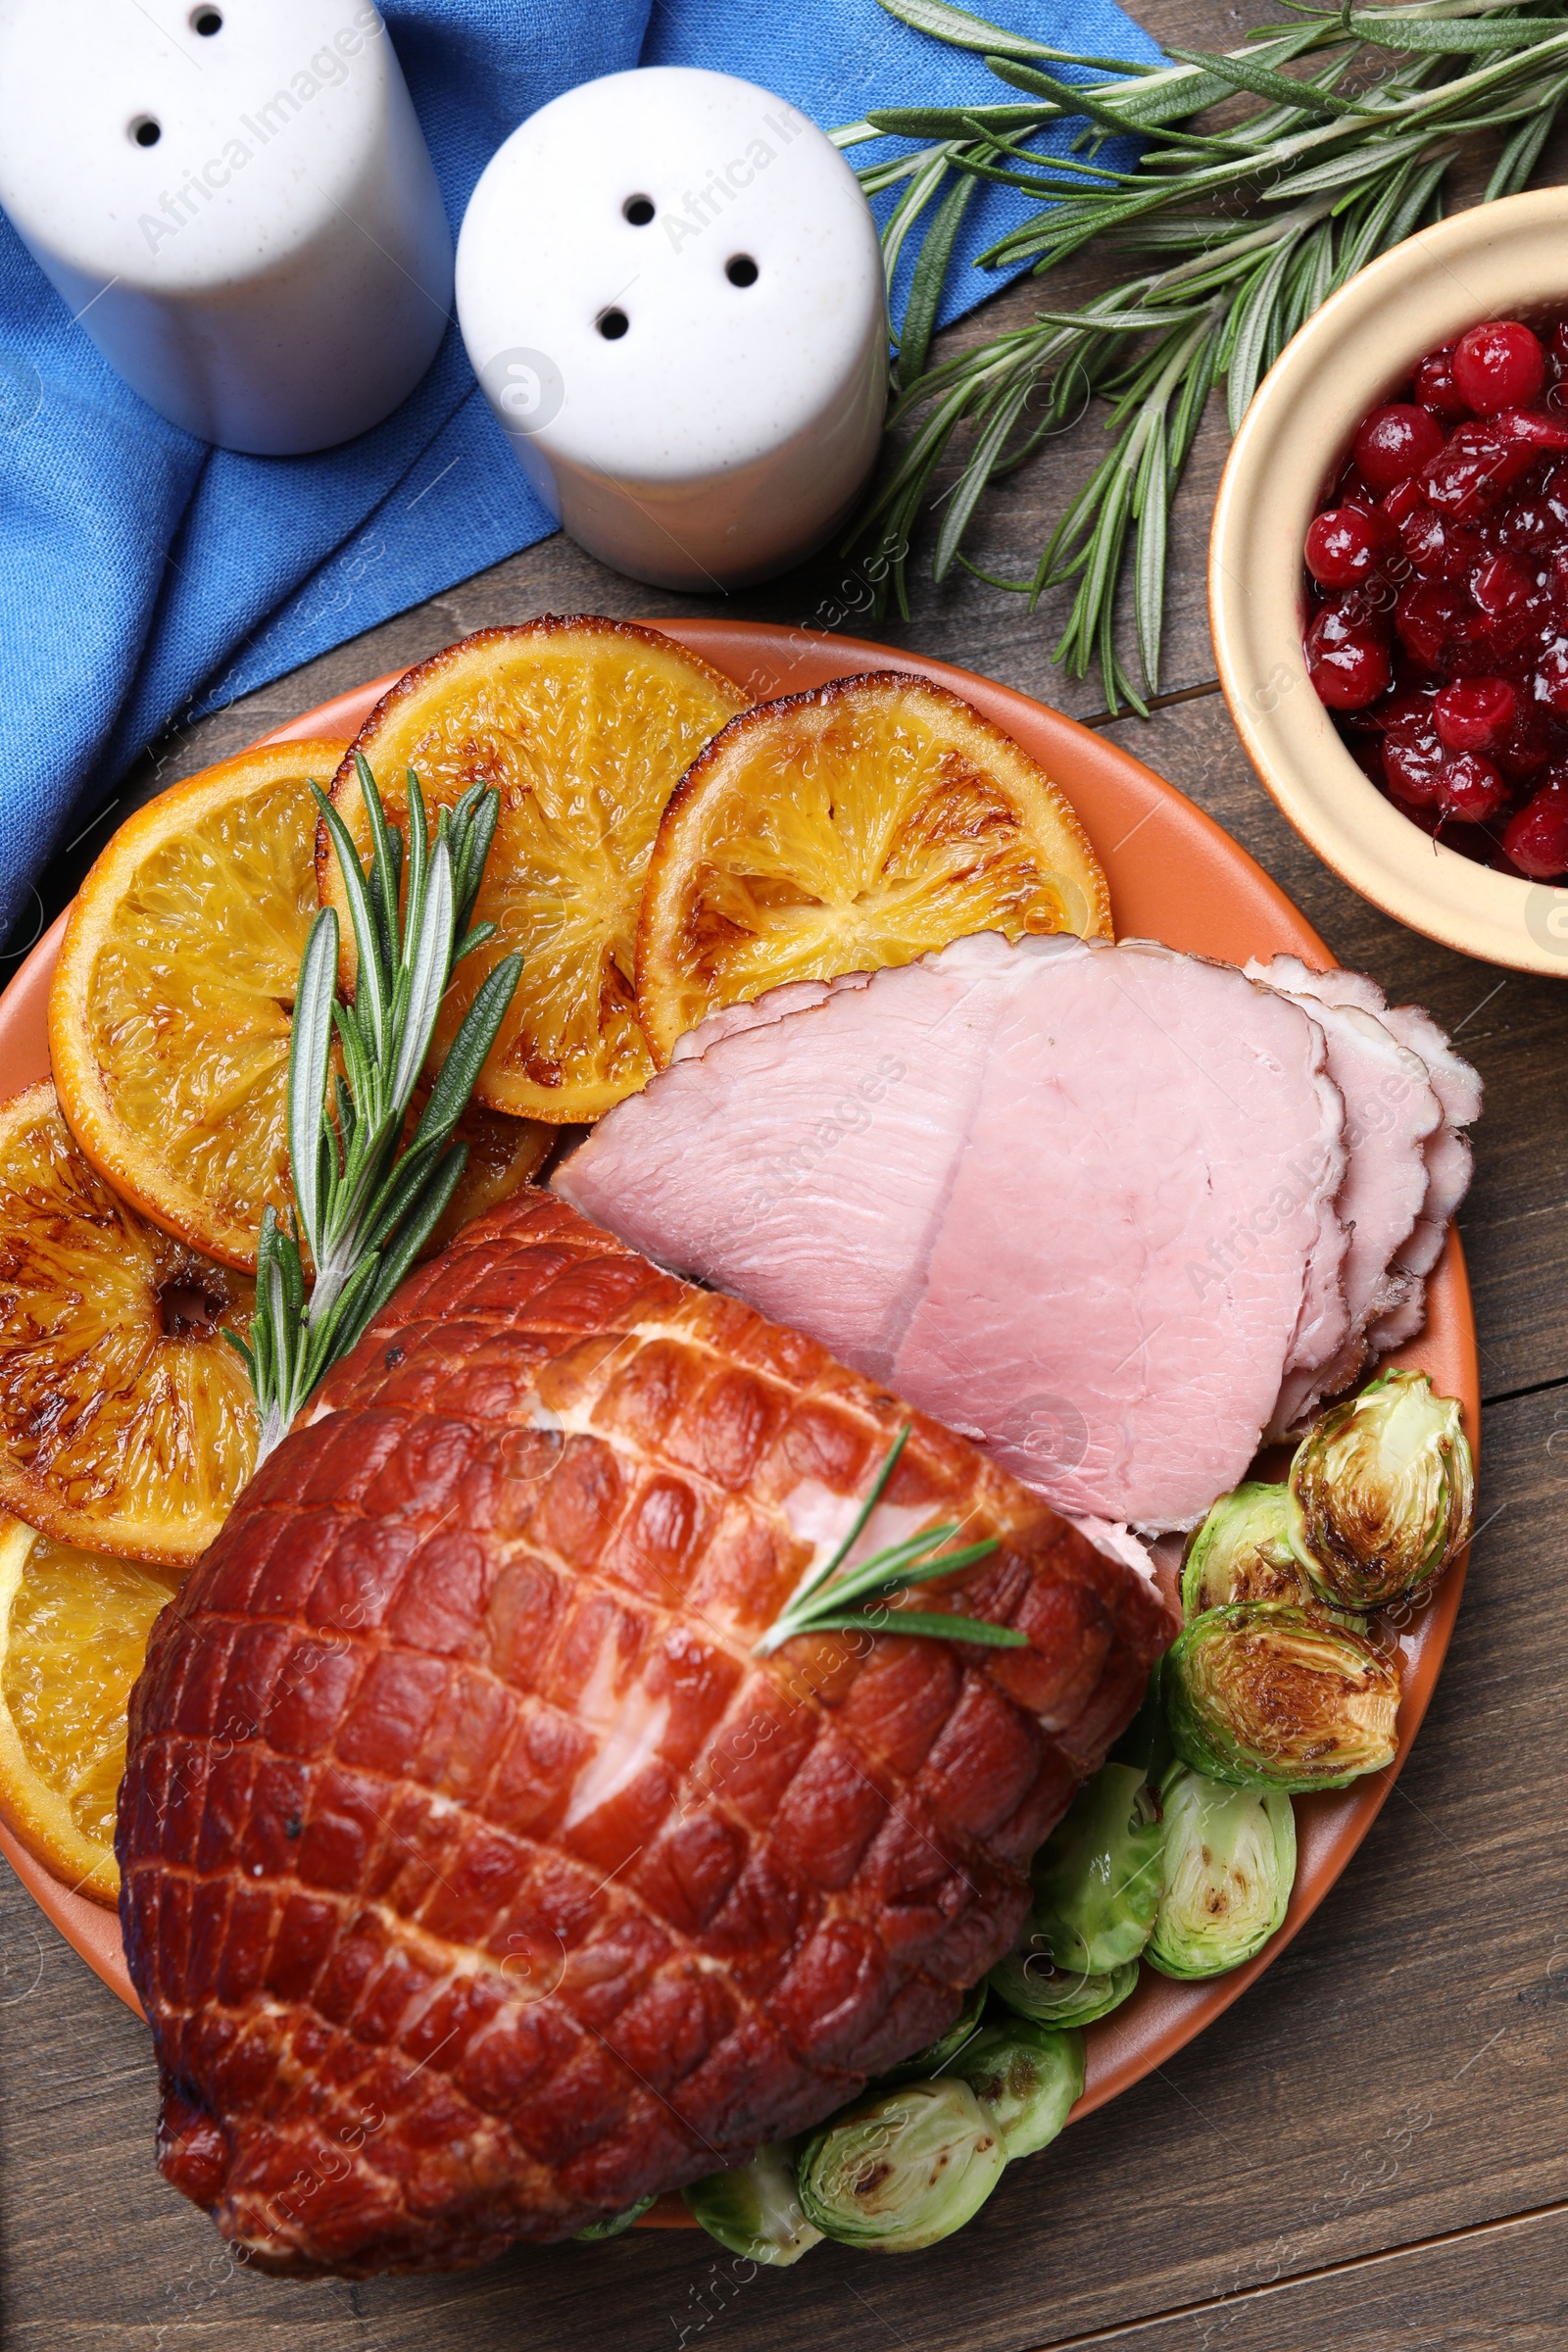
(5, 0), (1568, 2338)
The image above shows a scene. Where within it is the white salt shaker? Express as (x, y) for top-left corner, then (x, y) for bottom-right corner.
(456, 68), (889, 590)
(0, 0), (453, 455)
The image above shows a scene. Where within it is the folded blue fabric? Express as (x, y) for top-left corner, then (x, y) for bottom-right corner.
(0, 0), (1160, 943)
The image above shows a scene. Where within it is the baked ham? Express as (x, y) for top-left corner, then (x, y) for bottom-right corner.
(558, 933), (1353, 1531)
(117, 1191), (1174, 2277)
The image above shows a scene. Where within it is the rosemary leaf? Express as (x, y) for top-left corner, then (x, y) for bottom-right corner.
(804, 1608), (1028, 1646)
(244, 764), (520, 1464)
(754, 1425), (1023, 1656)
(899, 167), (980, 383)
(846, 0), (1568, 706)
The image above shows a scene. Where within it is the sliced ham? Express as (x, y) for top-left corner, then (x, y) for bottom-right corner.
(1247, 957), (1481, 1360)
(558, 934), (1348, 1532)
(1252, 961), (1442, 1433)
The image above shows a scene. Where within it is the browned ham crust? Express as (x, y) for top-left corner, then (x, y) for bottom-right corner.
(118, 1192), (1175, 2277)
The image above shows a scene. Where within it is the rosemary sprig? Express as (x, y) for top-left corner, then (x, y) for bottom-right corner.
(843, 0), (1568, 712)
(230, 754), (520, 1463)
(755, 1426), (1026, 1656)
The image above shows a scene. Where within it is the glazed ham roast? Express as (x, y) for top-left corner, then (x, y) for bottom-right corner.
(118, 1191), (1174, 2276)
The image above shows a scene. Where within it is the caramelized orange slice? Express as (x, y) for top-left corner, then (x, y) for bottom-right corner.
(636, 672), (1113, 1063)
(0, 1514), (177, 1904)
(321, 619), (749, 1122)
(0, 1084), (255, 1567)
(49, 739), (347, 1270)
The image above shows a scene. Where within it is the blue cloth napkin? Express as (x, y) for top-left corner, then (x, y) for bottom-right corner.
(0, 0), (1161, 943)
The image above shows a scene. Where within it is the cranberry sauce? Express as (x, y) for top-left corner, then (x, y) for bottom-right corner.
(1303, 316), (1568, 880)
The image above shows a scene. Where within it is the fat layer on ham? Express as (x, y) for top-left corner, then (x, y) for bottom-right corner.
(559, 934), (1353, 1531)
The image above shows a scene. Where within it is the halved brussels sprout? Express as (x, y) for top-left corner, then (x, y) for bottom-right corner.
(1165, 1602), (1400, 1791)
(948, 2021), (1085, 2159)
(575, 2194), (657, 2239)
(683, 2143), (822, 2266)
(1289, 1368), (1475, 1610)
(1181, 1483), (1318, 1617)
(797, 2081), (1005, 2251)
(1146, 1760), (1297, 1979)
(1031, 1761), (1163, 1973)
(988, 1937), (1139, 2029)
(878, 1981), (987, 2084)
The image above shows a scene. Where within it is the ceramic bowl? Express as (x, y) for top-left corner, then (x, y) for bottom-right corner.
(1209, 184), (1568, 975)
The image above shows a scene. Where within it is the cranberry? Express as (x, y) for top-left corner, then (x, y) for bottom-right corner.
(1452, 320), (1546, 415)
(1422, 423), (1537, 518)
(1353, 403), (1446, 493)
(1413, 346), (1469, 424)
(1396, 580), (1470, 668)
(1363, 686), (1439, 734)
(1552, 319), (1568, 379)
(1435, 676), (1516, 750)
(1494, 702), (1558, 781)
(1535, 643), (1568, 714)
(1306, 604), (1392, 708)
(1493, 497), (1555, 552)
(1436, 751), (1509, 822)
(1389, 496), (1450, 577)
(1304, 505), (1391, 587)
(1473, 552), (1533, 614)
(1502, 776), (1568, 876)
(1383, 728), (1446, 806)
(1494, 407), (1568, 453)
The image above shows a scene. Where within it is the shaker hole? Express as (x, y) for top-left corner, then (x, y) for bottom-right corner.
(131, 117), (162, 147)
(623, 195), (655, 226)
(598, 308), (630, 341)
(726, 255), (760, 288)
(191, 6), (222, 30)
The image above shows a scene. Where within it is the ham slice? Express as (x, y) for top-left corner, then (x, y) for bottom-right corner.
(558, 934), (1349, 1531)
(1253, 962), (1442, 1433)
(118, 1192), (1172, 2273)
(1247, 958), (1480, 1360)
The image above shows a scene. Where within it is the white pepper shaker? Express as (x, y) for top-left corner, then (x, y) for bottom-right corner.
(0, 0), (453, 455)
(456, 67), (889, 591)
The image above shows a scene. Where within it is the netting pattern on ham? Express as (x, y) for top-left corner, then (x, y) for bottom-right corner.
(119, 1192), (1172, 2277)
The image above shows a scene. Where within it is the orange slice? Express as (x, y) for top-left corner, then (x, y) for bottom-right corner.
(320, 618), (749, 1122)
(0, 1083), (256, 1567)
(635, 672), (1113, 1063)
(49, 739), (347, 1271)
(0, 1514), (177, 1905)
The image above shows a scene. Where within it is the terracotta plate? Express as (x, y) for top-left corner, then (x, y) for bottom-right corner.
(0, 619), (1478, 2174)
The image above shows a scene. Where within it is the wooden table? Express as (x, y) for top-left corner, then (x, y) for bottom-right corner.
(5, 15), (1567, 2342)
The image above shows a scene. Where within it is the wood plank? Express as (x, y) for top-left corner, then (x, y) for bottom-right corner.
(1041, 2205), (1568, 2350)
(4, 1376), (1563, 2346)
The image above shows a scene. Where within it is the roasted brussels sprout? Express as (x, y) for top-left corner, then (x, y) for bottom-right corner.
(1146, 1760), (1297, 1979)
(878, 1981), (987, 2084)
(1181, 1483), (1318, 1617)
(1031, 1761), (1163, 1973)
(1289, 1368), (1475, 1609)
(576, 2194), (657, 2239)
(948, 2021), (1085, 2159)
(988, 1936), (1139, 2029)
(683, 2143), (822, 2266)
(1165, 1602), (1400, 1791)
(797, 2082), (1005, 2251)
